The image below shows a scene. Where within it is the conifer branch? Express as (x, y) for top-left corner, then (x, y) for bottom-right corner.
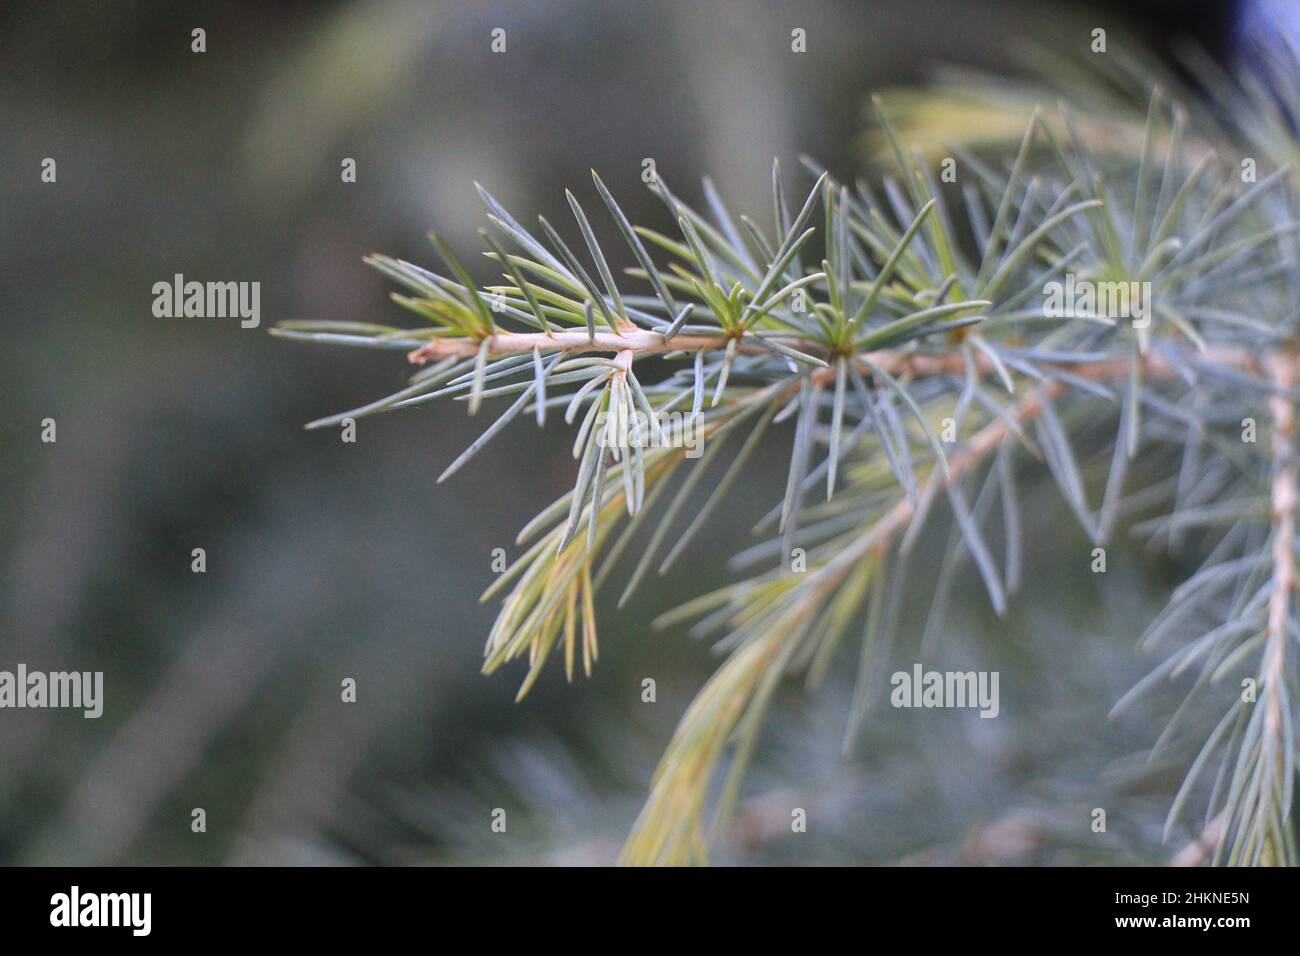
(278, 40), (1300, 865)
(622, 380), (1062, 865)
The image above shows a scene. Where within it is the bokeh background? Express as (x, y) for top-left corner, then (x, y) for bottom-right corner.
(0, 0), (1282, 865)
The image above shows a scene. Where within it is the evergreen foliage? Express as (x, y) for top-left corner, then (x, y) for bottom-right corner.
(277, 40), (1300, 865)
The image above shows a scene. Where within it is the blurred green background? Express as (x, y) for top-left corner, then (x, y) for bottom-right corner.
(0, 0), (1262, 864)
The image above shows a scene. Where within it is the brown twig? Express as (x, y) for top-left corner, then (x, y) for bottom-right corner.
(1257, 351), (1297, 861)
(408, 328), (1271, 389)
